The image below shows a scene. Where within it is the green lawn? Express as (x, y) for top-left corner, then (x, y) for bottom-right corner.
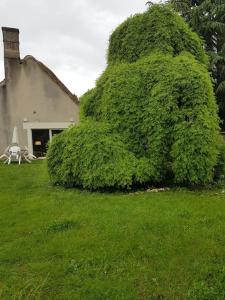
(0, 161), (224, 299)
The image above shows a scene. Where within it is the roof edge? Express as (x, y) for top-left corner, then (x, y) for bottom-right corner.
(22, 55), (79, 104)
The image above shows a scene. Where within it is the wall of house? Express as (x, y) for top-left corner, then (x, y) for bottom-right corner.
(0, 57), (79, 154)
(0, 82), (11, 151)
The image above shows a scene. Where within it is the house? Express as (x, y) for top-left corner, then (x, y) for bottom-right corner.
(0, 27), (79, 157)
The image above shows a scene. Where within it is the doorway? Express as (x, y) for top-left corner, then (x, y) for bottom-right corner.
(23, 122), (73, 157)
(32, 129), (50, 157)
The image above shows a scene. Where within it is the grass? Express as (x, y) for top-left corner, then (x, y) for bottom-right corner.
(0, 161), (225, 299)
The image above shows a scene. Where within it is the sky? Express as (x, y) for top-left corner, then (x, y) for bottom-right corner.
(0, 0), (161, 97)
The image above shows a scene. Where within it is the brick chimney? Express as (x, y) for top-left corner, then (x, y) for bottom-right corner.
(2, 27), (20, 80)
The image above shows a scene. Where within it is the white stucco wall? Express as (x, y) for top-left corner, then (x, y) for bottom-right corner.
(0, 56), (79, 154)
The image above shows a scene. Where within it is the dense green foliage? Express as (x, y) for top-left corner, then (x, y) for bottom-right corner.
(108, 4), (207, 65)
(82, 53), (220, 184)
(47, 129), (68, 185)
(48, 122), (139, 190)
(168, 0), (225, 128)
(214, 136), (225, 182)
(48, 4), (223, 189)
(1, 162), (225, 299)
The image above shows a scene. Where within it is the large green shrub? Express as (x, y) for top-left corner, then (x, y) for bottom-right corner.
(47, 130), (68, 186)
(108, 4), (207, 65)
(81, 53), (220, 184)
(48, 4), (222, 189)
(214, 136), (225, 183)
(48, 122), (142, 190)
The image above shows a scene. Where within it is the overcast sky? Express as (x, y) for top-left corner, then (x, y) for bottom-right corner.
(0, 0), (161, 97)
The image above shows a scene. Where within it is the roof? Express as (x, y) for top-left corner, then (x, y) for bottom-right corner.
(0, 79), (6, 87)
(22, 55), (79, 104)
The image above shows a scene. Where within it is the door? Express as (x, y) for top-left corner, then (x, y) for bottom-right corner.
(32, 129), (50, 157)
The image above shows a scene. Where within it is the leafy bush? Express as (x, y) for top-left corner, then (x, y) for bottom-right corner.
(108, 4), (207, 65)
(48, 4), (222, 189)
(48, 122), (143, 190)
(81, 53), (220, 185)
(47, 130), (68, 186)
(214, 136), (225, 183)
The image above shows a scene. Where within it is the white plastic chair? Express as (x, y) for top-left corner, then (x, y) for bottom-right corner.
(21, 146), (36, 163)
(7, 145), (21, 165)
(0, 146), (10, 163)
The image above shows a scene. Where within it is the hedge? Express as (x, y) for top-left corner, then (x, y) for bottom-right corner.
(48, 4), (223, 189)
(48, 122), (143, 190)
(107, 4), (207, 65)
(81, 53), (219, 184)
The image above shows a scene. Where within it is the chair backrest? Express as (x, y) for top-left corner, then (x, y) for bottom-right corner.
(9, 146), (21, 155)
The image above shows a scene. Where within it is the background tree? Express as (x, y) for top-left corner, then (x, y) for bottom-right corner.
(168, 0), (225, 128)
